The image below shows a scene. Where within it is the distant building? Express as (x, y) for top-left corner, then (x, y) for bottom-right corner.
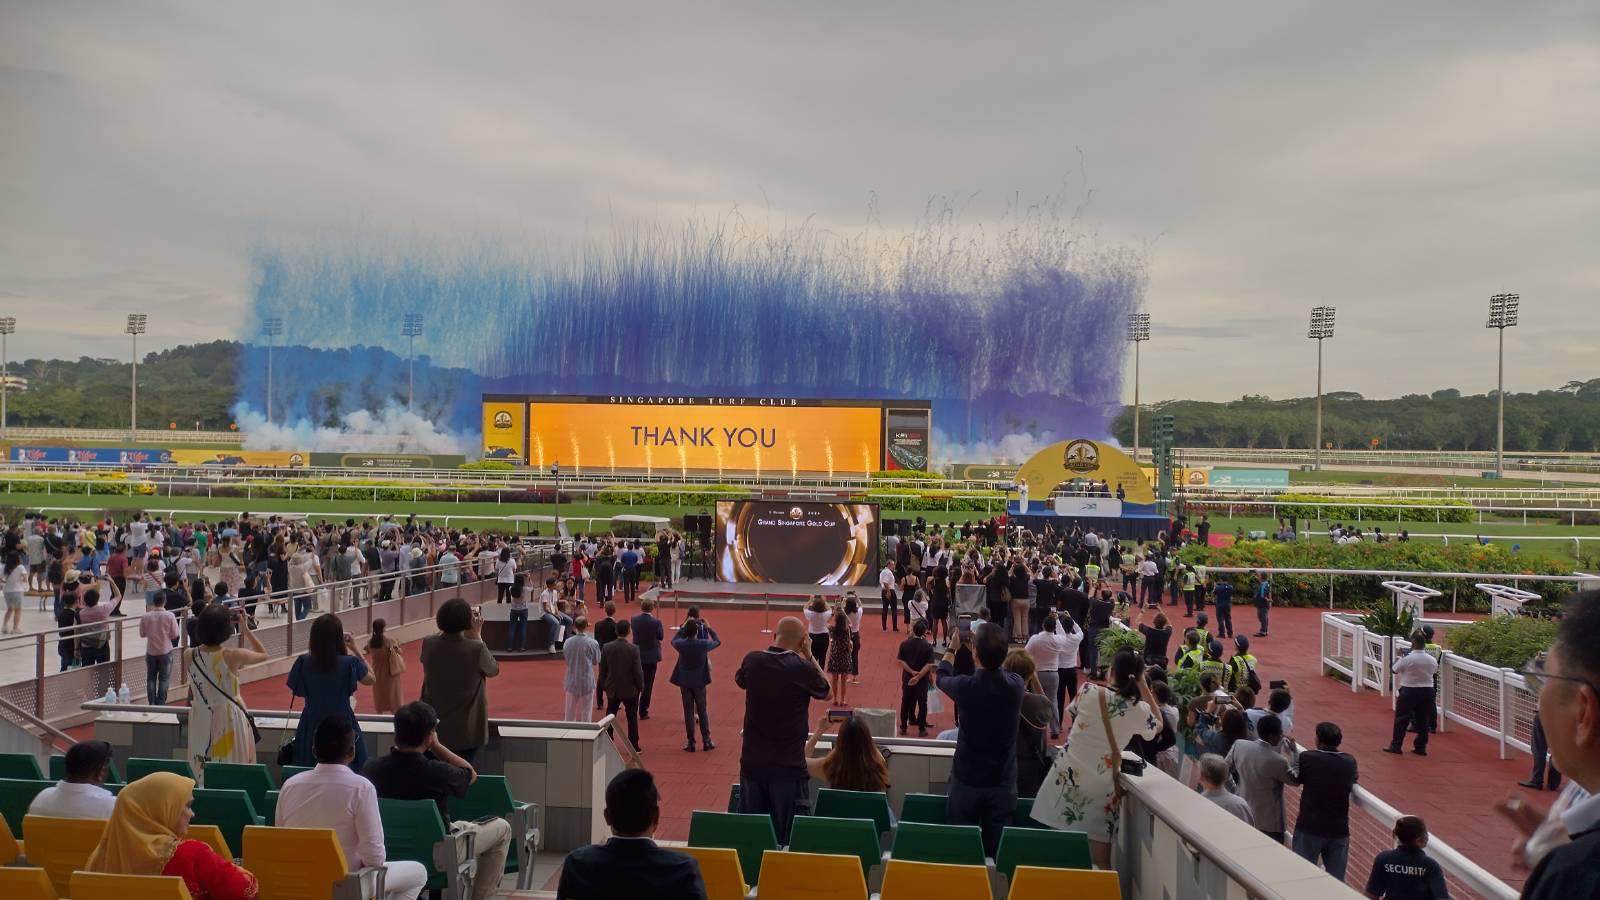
(0, 375), (27, 392)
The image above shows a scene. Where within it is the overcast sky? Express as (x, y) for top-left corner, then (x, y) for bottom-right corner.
(2, 1), (1595, 403)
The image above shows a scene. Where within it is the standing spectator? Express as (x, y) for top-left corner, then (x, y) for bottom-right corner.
(1082, 589), (1114, 680)
(734, 616), (830, 843)
(83, 772), (260, 898)
(594, 601), (618, 709)
(1385, 635), (1438, 756)
(896, 620), (935, 736)
(1001, 650), (1057, 798)
(562, 617), (602, 722)
(1521, 711), (1562, 791)
(28, 739), (117, 819)
(506, 573), (532, 652)
(1025, 612), (1078, 739)
(1252, 571), (1272, 637)
(935, 623), (1025, 857)
(187, 606), (268, 772)
(420, 598), (499, 763)
(3, 552), (27, 634)
(1365, 816), (1450, 900)
(1134, 607), (1173, 669)
(557, 769), (707, 900)
(494, 547), (516, 603)
(76, 588), (113, 666)
(825, 609), (853, 705)
(1197, 753), (1253, 824)
(290, 541), (320, 620)
(278, 717), (428, 900)
(1292, 722), (1358, 879)
(1516, 589), (1600, 899)
(601, 619), (645, 751)
(803, 596), (832, 663)
(620, 542), (641, 604)
(139, 589), (181, 705)
(364, 702), (512, 900)
(1225, 714), (1298, 843)
(1034, 648), (1160, 867)
(879, 561), (899, 631)
(631, 599), (665, 720)
(1212, 576), (1234, 638)
(364, 619), (407, 715)
(287, 614), (375, 770)
(845, 595), (863, 684)
(669, 609), (719, 752)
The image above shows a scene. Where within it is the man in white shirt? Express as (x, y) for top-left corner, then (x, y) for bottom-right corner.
(438, 546), (461, 585)
(128, 514), (148, 560)
(1385, 634), (1439, 756)
(27, 740), (117, 820)
(278, 717), (428, 900)
(878, 563), (899, 631)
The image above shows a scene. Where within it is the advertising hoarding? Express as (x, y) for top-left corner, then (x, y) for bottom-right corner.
(1209, 468), (1292, 488)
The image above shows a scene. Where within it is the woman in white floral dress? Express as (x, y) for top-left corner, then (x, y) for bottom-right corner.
(1030, 648), (1161, 868)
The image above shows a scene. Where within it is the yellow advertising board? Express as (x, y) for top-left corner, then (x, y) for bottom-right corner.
(1015, 439), (1156, 504)
(167, 449), (306, 468)
(481, 400), (527, 462)
(1141, 466), (1210, 487)
(524, 402), (883, 473)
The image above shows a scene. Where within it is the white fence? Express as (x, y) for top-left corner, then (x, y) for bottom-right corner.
(1187, 497), (1600, 524)
(1319, 612), (1538, 759)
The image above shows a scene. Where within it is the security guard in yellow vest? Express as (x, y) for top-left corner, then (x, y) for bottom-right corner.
(1176, 628), (1205, 669)
(1225, 634), (1260, 692)
(1198, 640), (1228, 681)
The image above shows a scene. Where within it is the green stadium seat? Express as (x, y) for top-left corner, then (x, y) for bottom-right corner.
(378, 798), (473, 897)
(899, 793), (948, 824)
(450, 775), (541, 890)
(48, 754), (121, 783)
(124, 758), (196, 782)
(0, 755), (44, 781)
(1012, 795), (1046, 828)
(202, 762), (276, 810)
(787, 815), (883, 880)
(814, 788), (895, 837)
(261, 790), (279, 826)
(688, 810), (779, 882)
(994, 826), (1092, 882)
(888, 821), (986, 867)
(0, 779), (52, 836)
(190, 787), (264, 856)
(278, 765), (312, 782)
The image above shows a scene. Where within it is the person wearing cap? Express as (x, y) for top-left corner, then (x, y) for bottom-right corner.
(1212, 575), (1235, 639)
(1192, 611), (1212, 649)
(1175, 629), (1204, 670)
(1198, 640), (1228, 681)
(1225, 635), (1261, 693)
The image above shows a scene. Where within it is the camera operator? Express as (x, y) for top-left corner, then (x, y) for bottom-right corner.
(669, 607), (721, 753)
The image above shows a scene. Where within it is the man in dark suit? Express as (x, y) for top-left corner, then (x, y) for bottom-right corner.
(593, 601), (618, 709)
(557, 768), (706, 899)
(669, 607), (721, 752)
(599, 618), (644, 750)
(631, 599), (666, 720)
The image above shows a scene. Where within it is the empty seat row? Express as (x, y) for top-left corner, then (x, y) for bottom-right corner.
(685, 848), (1116, 900)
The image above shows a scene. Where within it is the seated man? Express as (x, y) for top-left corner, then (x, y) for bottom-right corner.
(364, 701), (512, 900)
(27, 739), (116, 819)
(278, 716), (427, 900)
(557, 768), (706, 899)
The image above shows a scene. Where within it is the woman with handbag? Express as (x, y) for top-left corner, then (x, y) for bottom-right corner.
(288, 614), (375, 769)
(1029, 647), (1161, 868)
(364, 618), (407, 714)
(187, 605), (269, 779)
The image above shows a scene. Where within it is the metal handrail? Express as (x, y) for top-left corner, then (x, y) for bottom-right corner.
(0, 695), (77, 753)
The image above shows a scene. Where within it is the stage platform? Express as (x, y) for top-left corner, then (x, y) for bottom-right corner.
(1006, 497), (1168, 542)
(641, 579), (873, 624)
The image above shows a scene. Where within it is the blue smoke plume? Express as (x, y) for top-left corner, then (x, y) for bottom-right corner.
(238, 198), (1146, 460)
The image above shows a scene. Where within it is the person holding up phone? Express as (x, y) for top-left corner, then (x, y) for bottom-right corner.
(803, 714), (890, 794)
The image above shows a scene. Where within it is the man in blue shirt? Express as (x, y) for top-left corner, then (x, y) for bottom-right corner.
(935, 621), (1024, 856)
(620, 543), (642, 604)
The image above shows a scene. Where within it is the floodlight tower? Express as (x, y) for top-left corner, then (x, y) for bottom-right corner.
(1487, 293), (1519, 478)
(1308, 306), (1335, 471)
(1128, 313), (1151, 460)
(126, 314), (148, 442)
(261, 317), (282, 426)
(0, 317), (14, 439)
(402, 313), (424, 413)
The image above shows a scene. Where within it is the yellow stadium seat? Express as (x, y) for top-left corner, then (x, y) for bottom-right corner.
(70, 871), (194, 900)
(185, 823), (233, 861)
(242, 824), (376, 899)
(880, 858), (992, 900)
(20, 815), (106, 896)
(0, 867), (57, 900)
(680, 846), (748, 900)
(0, 813), (23, 866)
(1006, 865), (1119, 900)
(755, 850), (868, 900)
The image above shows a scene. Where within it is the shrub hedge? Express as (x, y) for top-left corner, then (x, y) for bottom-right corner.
(1446, 616), (1559, 670)
(594, 486), (752, 507)
(1263, 493), (1474, 524)
(1175, 540), (1576, 611)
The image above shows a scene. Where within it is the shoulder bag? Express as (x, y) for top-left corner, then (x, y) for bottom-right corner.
(1098, 686), (1126, 807)
(189, 648), (266, 755)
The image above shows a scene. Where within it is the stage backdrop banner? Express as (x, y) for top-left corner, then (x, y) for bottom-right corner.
(715, 500), (878, 586)
(1210, 467), (1291, 488)
(481, 399), (527, 462)
(1014, 439), (1156, 505)
(527, 402), (883, 473)
(1053, 497), (1124, 518)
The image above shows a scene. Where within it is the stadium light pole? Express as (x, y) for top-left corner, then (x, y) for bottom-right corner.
(1487, 293), (1519, 478)
(0, 318), (13, 439)
(126, 314), (148, 443)
(1308, 306), (1335, 471)
(403, 313), (424, 413)
(550, 461), (562, 545)
(1128, 313), (1151, 460)
(261, 317), (282, 427)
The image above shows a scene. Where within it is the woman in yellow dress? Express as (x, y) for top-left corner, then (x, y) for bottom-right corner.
(186, 605), (268, 777)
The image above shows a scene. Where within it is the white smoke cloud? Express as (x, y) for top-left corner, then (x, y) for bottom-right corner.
(930, 428), (1056, 467)
(232, 403), (477, 455)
